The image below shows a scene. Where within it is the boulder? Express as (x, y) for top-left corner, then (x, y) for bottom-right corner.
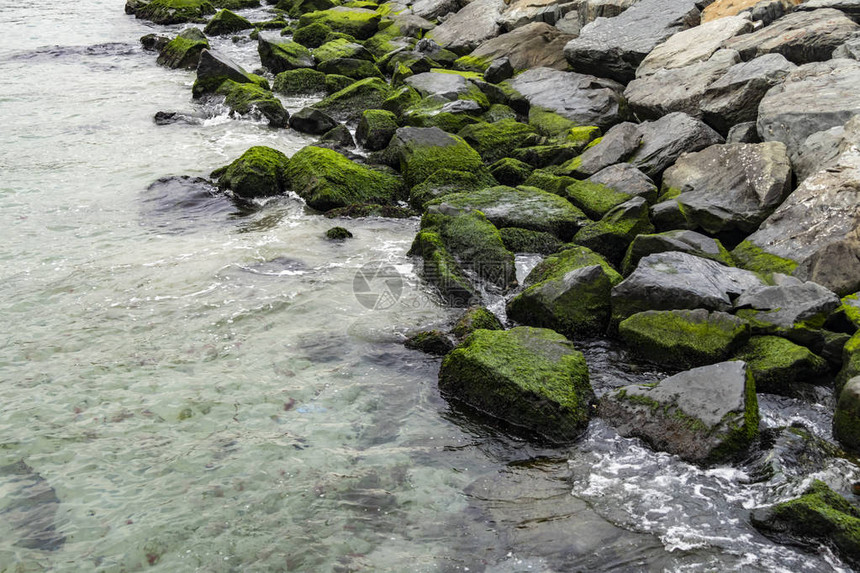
(611, 251), (765, 321)
(562, 179), (633, 220)
(723, 9), (860, 64)
(383, 127), (485, 187)
(313, 38), (374, 63)
(732, 335), (829, 393)
(726, 121), (760, 143)
(467, 22), (573, 72)
(457, 119), (538, 163)
(573, 197), (654, 265)
(135, 0), (214, 25)
(215, 146), (290, 200)
(792, 115), (860, 183)
(588, 164), (658, 204)
(203, 9), (252, 36)
(317, 57), (383, 80)
(621, 230), (733, 275)
(563, 0), (702, 83)
(405, 330), (454, 355)
(439, 326), (594, 442)
(578, 0), (638, 25)
(837, 331), (860, 392)
(499, 228), (564, 254)
(157, 27), (209, 70)
(293, 22), (332, 49)
(489, 157), (534, 186)
(736, 148), (860, 295)
(404, 71), (471, 101)
(733, 280), (841, 329)
(451, 306), (503, 339)
(356, 109), (399, 151)
(318, 124), (355, 149)
(561, 122), (641, 178)
(484, 57), (515, 83)
(834, 33), (860, 59)
(618, 309), (751, 368)
(215, 80), (290, 127)
(298, 7), (382, 40)
(285, 146), (404, 211)
(408, 169), (487, 209)
(627, 112), (724, 179)
(505, 67), (630, 130)
(427, 0), (506, 55)
(258, 34), (315, 74)
(507, 246), (623, 336)
(311, 77), (392, 121)
(600, 361), (759, 463)
(192, 49), (268, 98)
(700, 53), (797, 135)
(272, 68), (326, 95)
(288, 107), (338, 135)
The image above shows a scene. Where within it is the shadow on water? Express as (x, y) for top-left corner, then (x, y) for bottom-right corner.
(139, 175), (251, 234)
(0, 460), (66, 552)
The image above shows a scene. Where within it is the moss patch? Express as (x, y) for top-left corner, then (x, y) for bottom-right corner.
(564, 179), (633, 220)
(215, 146), (291, 200)
(272, 68), (326, 95)
(408, 168), (487, 209)
(457, 119), (537, 164)
(157, 28), (209, 69)
(204, 9), (252, 36)
(528, 107), (577, 139)
(312, 77), (392, 120)
(298, 7), (381, 40)
(215, 80), (290, 126)
(732, 335), (829, 393)
(732, 240), (799, 279)
(451, 306), (503, 339)
(499, 228), (564, 255)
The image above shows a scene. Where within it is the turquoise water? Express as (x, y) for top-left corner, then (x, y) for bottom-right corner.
(0, 2), (855, 571)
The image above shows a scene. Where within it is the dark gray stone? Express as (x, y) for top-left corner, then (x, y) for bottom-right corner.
(726, 122), (761, 143)
(484, 57), (514, 83)
(257, 33), (315, 74)
(734, 281), (841, 328)
(628, 112), (725, 179)
(288, 107), (338, 135)
(588, 163), (658, 204)
(193, 49), (262, 98)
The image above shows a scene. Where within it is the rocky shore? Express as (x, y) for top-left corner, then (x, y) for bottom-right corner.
(129, 0), (860, 565)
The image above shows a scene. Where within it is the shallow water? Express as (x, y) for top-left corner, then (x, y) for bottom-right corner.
(0, 2), (857, 571)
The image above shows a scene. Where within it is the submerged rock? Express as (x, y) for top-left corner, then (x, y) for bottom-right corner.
(439, 326), (594, 442)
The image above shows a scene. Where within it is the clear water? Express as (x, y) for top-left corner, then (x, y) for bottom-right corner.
(0, 2), (856, 571)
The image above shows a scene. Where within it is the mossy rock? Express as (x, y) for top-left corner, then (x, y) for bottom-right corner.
(279, 0), (336, 19)
(731, 336), (829, 394)
(364, 22), (409, 58)
(528, 107), (578, 139)
(566, 126), (602, 147)
(212, 0), (259, 9)
(215, 80), (290, 127)
(510, 143), (584, 169)
(192, 49), (269, 98)
(457, 118), (537, 164)
(298, 7), (382, 40)
(405, 330), (454, 355)
(312, 77), (391, 120)
(482, 103), (518, 123)
(619, 309), (751, 369)
(401, 106), (483, 134)
(292, 22), (332, 48)
(751, 480), (860, 568)
(317, 57), (383, 80)
(157, 27), (209, 69)
(499, 228), (564, 255)
(453, 55), (490, 73)
(135, 0), (215, 25)
(320, 124), (356, 148)
(272, 68), (326, 95)
(324, 203), (415, 218)
(522, 170), (578, 196)
(258, 35), (315, 73)
(204, 9), (252, 36)
(215, 146), (290, 200)
(837, 331), (860, 396)
(384, 126), (486, 188)
(409, 228), (479, 305)
(731, 240), (799, 281)
(439, 327), (594, 442)
(408, 169), (487, 209)
(325, 226), (353, 239)
(573, 197), (654, 266)
(488, 157), (533, 187)
(356, 109), (399, 151)
(621, 230), (733, 276)
(835, 376), (860, 452)
(381, 85), (422, 116)
(451, 307), (503, 339)
(285, 146), (404, 211)
(324, 74), (357, 94)
(559, 179), (631, 221)
(313, 38), (374, 63)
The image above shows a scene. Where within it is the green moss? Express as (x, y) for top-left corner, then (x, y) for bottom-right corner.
(391, 62), (413, 86)
(402, 107), (482, 133)
(136, 0), (215, 25)
(215, 80), (290, 126)
(408, 168), (486, 209)
(292, 22), (332, 48)
(356, 109), (399, 151)
(324, 73), (356, 94)
(439, 327), (593, 442)
(405, 330), (454, 355)
(457, 119), (538, 164)
(381, 85), (422, 116)
(312, 38), (372, 63)
(272, 68), (326, 95)
(836, 293), (860, 331)
(318, 57), (383, 79)
(528, 107), (577, 138)
(837, 331), (860, 395)
(258, 37), (314, 74)
(192, 58), (269, 99)
(510, 143), (583, 169)
(489, 157), (533, 186)
(157, 28), (208, 69)
(732, 240), (799, 279)
(522, 170), (578, 196)
(563, 180), (632, 220)
(620, 230), (734, 276)
(312, 77), (392, 120)
(454, 55), (490, 73)
(212, 0), (259, 9)
(566, 126), (601, 147)
(325, 226), (353, 239)
(451, 307), (503, 339)
(285, 145), (404, 211)
(324, 203), (415, 218)
(393, 131), (486, 188)
(430, 68), (484, 81)
(204, 9), (252, 35)
(277, 0), (335, 18)
(298, 8), (381, 40)
(499, 228), (564, 255)
(573, 199), (654, 265)
(482, 104), (518, 123)
(215, 146), (291, 200)
(835, 379), (860, 451)
(732, 336), (828, 393)
(363, 22), (405, 57)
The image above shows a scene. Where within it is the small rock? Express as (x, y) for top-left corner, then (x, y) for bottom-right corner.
(325, 226), (353, 240)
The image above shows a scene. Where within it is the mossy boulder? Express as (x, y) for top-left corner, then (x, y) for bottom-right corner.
(157, 28), (209, 69)
(319, 124), (355, 148)
(312, 77), (392, 121)
(293, 22), (332, 48)
(457, 119), (538, 164)
(324, 74), (356, 94)
(383, 127), (486, 187)
(527, 107), (579, 138)
(751, 480), (860, 568)
(317, 57), (383, 80)
(510, 143), (584, 169)
(272, 68), (326, 95)
(621, 230), (733, 276)
(600, 361), (759, 464)
(835, 376), (860, 452)
(400, 104), (483, 134)
(563, 179), (633, 221)
(356, 109), (399, 151)
(204, 9), (252, 35)
(522, 170), (578, 196)
(136, 0), (215, 25)
(405, 330), (455, 355)
(834, 292), (860, 332)
(507, 246), (623, 337)
(381, 85), (423, 116)
(451, 306), (503, 339)
(278, 0), (336, 18)
(407, 169), (487, 209)
(837, 331), (860, 396)
(573, 197), (654, 266)
(619, 309), (751, 369)
(298, 7), (382, 40)
(215, 146), (290, 200)
(192, 49), (269, 98)
(439, 327), (594, 442)
(732, 336), (829, 394)
(488, 157), (533, 186)
(325, 226), (353, 239)
(285, 146), (404, 211)
(499, 228), (564, 255)
(258, 34), (315, 73)
(430, 185), (587, 241)
(312, 38), (374, 63)
(215, 80), (290, 127)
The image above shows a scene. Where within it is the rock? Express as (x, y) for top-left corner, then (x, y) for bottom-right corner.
(563, 0), (702, 83)
(726, 121), (761, 143)
(135, 0), (215, 25)
(324, 74), (357, 95)
(258, 34), (315, 74)
(562, 179), (633, 221)
(796, 0), (860, 22)
(204, 9), (252, 36)
(837, 331), (860, 392)
(404, 71), (470, 101)
(451, 306), (503, 339)
(215, 146), (290, 200)
(325, 226), (353, 239)
(483, 57), (514, 83)
(751, 480), (860, 569)
(411, 0), (462, 21)
(619, 309), (751, 368)
(298, 7), (382, 40)
(737, 148), (860, 295)
(140, 33), (170, 52)
(573, 197), (654, 265)
(757, 59), (860, 159)
(656, 142), (792, 234)
(499, 227), (564, 254)
(561, 122), (641, 178)
(627, 112), (724, 179)
(836, 376), (860, 451)
(724, 9), (860, 64)
(282, 0), (334, 18)
(834, 33), (860, 59)
(611, 251), (765, 321)
(499, 0), (575, 31)
(311, 77), (392, 121)
(600, 361), (759, 463)
(428, 0), (506, 55)
(528, 108), (588, 139)
(747, 425), (841, 485)
(621, 230), (733, 275)
(456, 119), (538, 163)
(288, 107), (338, 135)
(192, 49), (268, 98)
(578, 0), (638, 25)
(488, 157), (534, 186)
(383, 127), (485, 187)
(317, 57), (383, 80)
(293, 22), (332, 48)
(405, 330), (454, 355)
(505, 67), (629, 130)
(702, 0), (801, 25)
(467, 22), (573, 73)
(507, 246), (623, 336)
(407, 168), (487, 209)
(429, 185), (588, 240)
(215, 80), (290, 127)
(356, 109), (399, 151)
(732, 336), (829, 393)
(324, 203), (415, 218)
(733, 281), (841, 330)
(636, 15), (754, 78)
(313, 38), (374, 63)
(439, 326), (594, 442)
(792, 115), (860, 183)
(285, 146), (404, 211)
(319, 123), (356, 149)
(624, 49), (741, 120)
(700, 53), (797, 135)
(588, 164), (658, 204)
(272, 68), (326, 95)
(157, 27), (209, 70)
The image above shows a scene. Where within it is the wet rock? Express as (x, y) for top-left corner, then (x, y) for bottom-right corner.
(724, 9), (860, 64)
(836, 376), (860, 451)
(135, 0), (215, 25)
(499, 227), (563, 254)
(588, 164), (658, 204)
(726, 121), (761, 143)
(325, 226), (353, 240)
(293, 22), (332, 49)
(701, 0), (801, 25)
(732, 336), (829, 393)
(451, 306), (503, 339)
(318, 124), (355, 149)
(507, 246), (623, 337)
(215, 80), (290, 127)
(489, 157), (533, 186)
(792, 115), (860, 183)
(457, 118), (537, 163)
(483, 57), (514, 83)
(411, 0), (463, 21)
(157, 28), (209, 69)
(140, 33), (170, 52)
(258, 33), (315, 74)
(313, 38), (374, 63)
(0, 460), (66, 552)
(427, 0), (505, 55)
(204, 9), (253, 36)
(468, 22), (572, 73)
(505, 67), (629, 130)
(561, 122), (641, 177)
(404, 330), (454, 355)
(297, 7), (381, 41)
(382, 126), (485, 187)
(355, 109), (399, 152)
(573, 197), (654, 265)
(272, 68), (326, 95)
(578, 0), (638, 25)
(621, 230), (732, 276)
(600, 361), (759, 463)
(214, 146), (290, 200)
(563, 178), (634, 222)
(439, 326), (593, 442)
(317, 57), (383, 80)
(563, 0), (702, 83)
(734, 281), (841, 329)
(627, 112), (724, 179)
(311, 77), (392, 121)
(611, 251), (765, 321)
(746, 425), (841, 485)
(153, 110), (206, 125)
(192, 49), (268, 98)
(288, 107), (338, 135)
(700, 53), (797, 135)
(404, 71), (470, 101)
(837, 331), (860, 393)
(140, 176), (235, 233)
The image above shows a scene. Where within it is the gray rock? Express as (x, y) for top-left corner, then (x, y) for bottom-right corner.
(588, 163), (658, 204)
(726, 122), (761, 143)
(554, 10), (583, 35)
(257, 33), (315, 74)
(796, 0), (860, 22)
(611, 251), (765, 320)
(470, 22), (573, 72)
(792, 115), (860, 183)
(499, 0), (578, 31)
(319, 124), (355, 149)
(749, 0), (800, 26)
(757, 59), (860, 158)
(411, 0), (463, 21)
(621, 229), (731, 275)
(600, 361), (759, 463)
(734, 281), (841, 328)
(657, 142), (792, 234)
(628, 112), (725, 179)
(193, 49), (261, 98)
(578, 0), (638, 25)
(565, 122), (642, 178)
(484, 57), (514, 83)
(723, 8), (860, 64)
(700, 53), (796, 135)
(625, 49), (741, 120)
(427, 0), (506, 55)
(833, 33), (860, 59)
(505, 67), (630, 129)
(388, 13), (437, 38)
(404, 71), (469, 101)
(574, 196), (654, 265)
(563, 0), (702, 82)
(835, 376), (860, 451)
(288, 107), (338, 135)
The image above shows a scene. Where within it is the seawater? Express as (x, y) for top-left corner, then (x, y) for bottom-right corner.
(0, 1), (856, 571)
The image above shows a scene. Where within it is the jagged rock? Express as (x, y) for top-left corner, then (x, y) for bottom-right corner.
(573, 197), (654, 265)
(563, 0), (702, 83)
(562, 122), (641, 177)
(732, 336), (829, 393)
(621, 230), (733, 275)
(411, 0), (463, 21)
(356, 109), (399, 151)
(792, 115), (860, 183)
(312, 77), (392, 121)
(318, 124), (355, 149)
(427, 0), (506, 55)
(439, 326), (594, 442)
(500, 0), (577, 31)
(726, 122), (760, 143)
(288, 107), (338, 135)
(405, 330), (454, 355)
(588, 164), (658, 204)
(733, 281), (841, 329)
(611, 251), (765, 321)
(578, 0), (638, 25)
(505, 67), (629, 129)
(834, 33), (860, 59)
(628, 112), (724, 179)
(700, 53), (797, 135)
(467, 22), (573, 72)
(451, 306), (503, 339)
(204, 9), (252, 36)
(484, 57), (514, 83)
(404, 71), (469, 101)
(723, 9), (860, 64)
(313, 38), (374, 63)
(600, 361), (759, 463)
